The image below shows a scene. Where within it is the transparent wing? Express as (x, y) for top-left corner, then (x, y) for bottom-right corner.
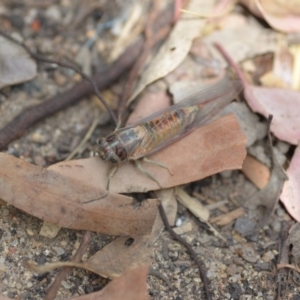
(126, 77), (243, 159)
(125, 76), (242, 129)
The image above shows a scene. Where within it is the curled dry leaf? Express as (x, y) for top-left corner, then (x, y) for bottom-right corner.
(29, 189), (177, 278)
(215, 42), (300, 145)
(0, 36), (37, 89)
(50, 114), (247, 193)
(0, 153), (158, 236)
(244, 84), (300, 145)
(244, 118), (288, 234)
(127, 0), (214, 104)
(69, 265), (149, 300)
(240, 0), (300, 33)
(281, 144), (300, 223)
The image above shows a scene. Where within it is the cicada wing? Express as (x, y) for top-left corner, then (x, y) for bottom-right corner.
(125, 76), (242, 129)
(130, 78), (243, 159)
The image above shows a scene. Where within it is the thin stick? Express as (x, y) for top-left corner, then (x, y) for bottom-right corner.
(45, 231), (92, 300)
(158, 203), (212, 300)
(65, 109), (100, 161)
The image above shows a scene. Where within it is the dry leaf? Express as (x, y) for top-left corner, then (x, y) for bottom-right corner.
(240, 0), (300, 33)
(50, 114), (247, 193)
(0, 36), (37, 89)
(70, 265), (149, 300)
(29, 189), (177, 278)
(0, 153), (158, 236)
(210, 207), (245, 226)
(127, 0), (214, 103)
(281, 144), (300, 223)
(242, 154), (270, 189)
(175, 187), (209, 221)
(202, 23), (278, 69)
(244, 85), (300, 145)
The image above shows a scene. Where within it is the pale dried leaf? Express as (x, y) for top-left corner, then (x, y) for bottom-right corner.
(281, 144), (300, 223)
(175, 187), (209, 221)
(0, 153), (158, 236)
(0, 36), (37, 89)
(70, 265), (149, 300)
(127, 0), (214, 103)
(202, 23), (278, 69)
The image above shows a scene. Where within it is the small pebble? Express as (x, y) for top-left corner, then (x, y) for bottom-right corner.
(30, 131), (48, 144)
(26, 282), (33, 288)
(26, 228), (35, 236)
(2, 208), (9, 217)
(262, 250), (275, 262)
(175, 217), (183, 227)
(52, 246), (65, 256)
(61, 280), (73, 289)
(45, 5), (62, 22)
(39, 222), (61, 238)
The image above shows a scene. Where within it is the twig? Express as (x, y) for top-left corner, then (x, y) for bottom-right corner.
(158, 203), (212, 300)
(213, 42), (248, 86)
(45, 231), (92, 300)
(149, 267), (174, 290)
(275, 221), (291, 300)
(65, 108), (100, 161)
(0, 29), (117, 125)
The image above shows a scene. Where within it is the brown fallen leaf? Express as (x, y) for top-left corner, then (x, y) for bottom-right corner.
(0, 295), (13, 300)
(209, 207), (245, 226)
(0, 153), (158, 236)
(50, 114), (247, 193)
(242, 154), (270, 189)
(70, 265), (149, 300)
(28, 189), (177, 279)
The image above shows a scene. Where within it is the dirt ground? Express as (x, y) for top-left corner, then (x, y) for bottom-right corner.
(0, 1), (299, 300)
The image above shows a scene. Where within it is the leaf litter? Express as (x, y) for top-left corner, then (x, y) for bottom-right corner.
(1, 0), (300, 299)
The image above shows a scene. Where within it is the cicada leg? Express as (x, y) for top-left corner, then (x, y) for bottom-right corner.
(142, 157), (174, 176)
(107, 164), (119, 190)
(134, 160), (163, 189)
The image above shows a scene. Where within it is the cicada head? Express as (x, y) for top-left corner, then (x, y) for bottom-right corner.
(96, 134), (128, 164)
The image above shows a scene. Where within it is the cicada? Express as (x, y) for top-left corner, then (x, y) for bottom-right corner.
(96, 77), (242, 189)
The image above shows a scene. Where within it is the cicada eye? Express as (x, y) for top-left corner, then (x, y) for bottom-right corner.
(115, 146), (127, 161)
(106, 134), (115, 143)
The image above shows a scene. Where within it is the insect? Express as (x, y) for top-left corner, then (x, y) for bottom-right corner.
(96, 77), (242, 189)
